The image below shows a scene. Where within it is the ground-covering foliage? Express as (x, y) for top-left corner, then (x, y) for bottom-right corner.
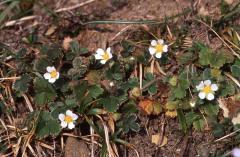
(0, 0), (240, 156)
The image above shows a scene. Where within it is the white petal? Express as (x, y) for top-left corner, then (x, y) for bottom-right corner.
(43, 73), (51, 80)
(94, 53), (103, 60)
(163, 45), (168, 52)
(96, 48), (105, 55)
(72, 114), (78, 120)
(204, 80), (211, 86)
(48, 78), (56, 83)
(106, 47), (111, 53)
(157, 39), (164, 44)
(100, 59), (107, 64)
(61, 121), (68, 128)
(196, 81), (204, 90)
(232, 148), (240, 157)
(56, 72), (60, 79)
(47, 66), (55, 72)
(155, 53), (162, 58)
(58, 113), (65, 121)
(151, 40), (157, 46)
(68, 122), (75, 129)
(66, 110), (73, 116)
(198, 92), (206, 99)
(211, 84), (218, 91)
(149, 47), (156, 55)
(107, 50), (113, 59)
(206, 93), (214, 100)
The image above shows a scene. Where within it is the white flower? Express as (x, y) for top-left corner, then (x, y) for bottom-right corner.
(109, 81), (114, 87)
(58, 110), (78, 129)
(232, 148), (240, 157)
(148, 39), (168, 58)
(196, 80), (218, 101)
(43, 66), (60, 83)
(94, 47), (113, 64)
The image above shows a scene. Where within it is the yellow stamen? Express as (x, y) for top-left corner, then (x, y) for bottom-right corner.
(64, 115), (73, 123)
(50, 71), (57, 78)
(203, 85), (212, 94)
(102, 52), (110, 60)
(155, 44), (163, 53)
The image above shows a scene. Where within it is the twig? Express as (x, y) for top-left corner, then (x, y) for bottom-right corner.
(0, 76), (20, 81)
(90, 126), (94, 157)
(214, 128), (240, 142)
(155, 61), (166, 76)
(110, 25), (132, 41)
(141, 76), (161, 91)
(3, 15), (37, 27)
(22, 94), (34, 112)
(54, 0), (95, 13)
(139, 63), (143, 90)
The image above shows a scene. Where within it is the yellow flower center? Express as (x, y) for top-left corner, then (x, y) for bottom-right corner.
(155, 44), (163, 53)
(202, 85), (212, 94)
(64, 115), (73, 123)
(50, 70), (57, 78)
(102, 52), (110, 60)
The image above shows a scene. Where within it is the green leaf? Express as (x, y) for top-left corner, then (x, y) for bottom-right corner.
(34, 78), (56, 105)
(34, 58), (51, 72)
(121, 100), (138, 114)
(209, 51), (227, 68)
(219, 81), (235, 97)
(193, 118), (205, 131)
(117, 114), (140, 133)
(185, 111), (199, 127)
(36, 111), (61, 139)
(172, 86), (186, 99)
(231, 65), (240, 77)
(231, 60), (240, 77)
(13, 74), (31, 93)
(212, 123), (225, 138)
(99, 96), (119, 112)
(88, 85), (104, 99)
(143, 73), (157, 95)
(177, 52), (194, 65)
(202, 104), (219, 116)
(40, 44), (62, 60)
(197, 43), (212, 66)
(73, 81), (88, 102)
(177, 109), (187, 133)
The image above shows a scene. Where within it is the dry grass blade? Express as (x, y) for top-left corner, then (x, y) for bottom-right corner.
(96, 115), (118, 157)
(54, 0), (96, 13)
(224, 73), (240, 88)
